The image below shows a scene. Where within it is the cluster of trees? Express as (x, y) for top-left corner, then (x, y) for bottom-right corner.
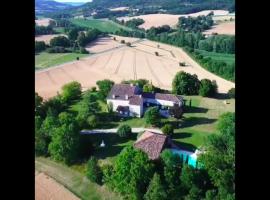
(35, 41), (46, 53)
(115, 28), (145, 38)
(35, 80), (114, 164)
(124, 18), (145, 29)
(172, 71), (218, 97)
(76, 28), (101, 47)
(186, 48), (235, 81)
(35, 25), (54, 35)
(198, 35), (235, 54)
(178, 15), (213, 32)
(146, 25), (172, 40)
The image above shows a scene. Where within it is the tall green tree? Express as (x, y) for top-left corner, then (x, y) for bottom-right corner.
(144, 173), (167, 200)
(110, 146), (154, 200)
(48, 119), (80, 165)
(199, 79), (217, 97)
(86, 156), (102, 184)
(61, 81), (82, 103)
(96, 79), (114, 99)
(172, 71), (200, 95)
(144, 106), (160, 127)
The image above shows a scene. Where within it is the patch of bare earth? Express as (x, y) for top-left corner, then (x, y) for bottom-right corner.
(35, 18), (54, 26)
(35, 37), (234, 100)
(203, 21), (235, 35)
(35, 34), (67, 44)
(117, 10), (229, 29)
(35, 172), (80, 200)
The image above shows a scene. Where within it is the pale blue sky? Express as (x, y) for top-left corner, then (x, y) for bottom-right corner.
(55, 0), (92, 2)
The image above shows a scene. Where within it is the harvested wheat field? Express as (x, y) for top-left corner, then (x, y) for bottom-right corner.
(118, 10), (229, 29)
(35, 34), (67, 44)
(35, 37), (234, 99)
(86, 35), (140, 53)
(35, 172), (80, 200)
(35, 18), (54, 26)
(203, 21), (235, 35)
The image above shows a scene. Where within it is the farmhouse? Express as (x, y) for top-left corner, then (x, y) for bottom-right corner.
(106, 83), (184, 117)
(134, 131), (173, 160)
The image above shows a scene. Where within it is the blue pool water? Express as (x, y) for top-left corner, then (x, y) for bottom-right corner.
(170, 149), (198, 168)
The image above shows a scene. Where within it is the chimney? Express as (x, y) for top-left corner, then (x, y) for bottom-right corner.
(112, 94), (115, 99)
(125, 94), (128, 100)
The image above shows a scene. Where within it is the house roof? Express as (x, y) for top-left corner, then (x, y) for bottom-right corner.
(142, 92), (183, 103)
(107, 84), (139, 100)
(134, 131), (168, 160)
(129, 95), (143, 105)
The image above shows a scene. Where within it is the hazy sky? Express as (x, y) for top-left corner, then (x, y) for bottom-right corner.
(55, 0), (92, 2)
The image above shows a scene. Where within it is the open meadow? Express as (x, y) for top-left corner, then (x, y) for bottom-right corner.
(35, 18), (53, 26)
(35, 36), (235, 99)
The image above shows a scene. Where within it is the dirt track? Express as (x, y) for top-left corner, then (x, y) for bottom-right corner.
(35, 37), (235, 99)
(35, 172), (80, 200)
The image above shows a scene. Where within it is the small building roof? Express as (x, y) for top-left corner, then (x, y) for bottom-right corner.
(129, 95), (143, 105)
(142, 92), (183, 103)
(107, 84), (139, 100)
(134, 131), (168, 160)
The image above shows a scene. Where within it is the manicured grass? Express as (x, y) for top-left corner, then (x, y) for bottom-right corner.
(35, 157), (122, 200)
(70, 18), (132, 33)
(54, 27), (66, 34)
(172, 95), (235, 151)
(35, 52), (89, 69)
(195, 49), (235, 65)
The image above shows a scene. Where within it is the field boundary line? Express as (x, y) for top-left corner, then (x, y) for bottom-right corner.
(114, 50), (125, 74)
(45, 71), (57, 85)
(59, 68), (76, 81)
(144, 54), (162, 87)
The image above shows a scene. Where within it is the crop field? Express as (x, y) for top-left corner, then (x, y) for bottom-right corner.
(117, 10), (229, 29)
(35, 36), (235, 100)
(203, 21), (235, 35)
(35, 171), (80, 200)
(70, 18), (132, 33)
(195, 49), (235, 65)
(35, 34), (67, 44)
(35, 52), (89, 70)
(35, 18), (53, 26)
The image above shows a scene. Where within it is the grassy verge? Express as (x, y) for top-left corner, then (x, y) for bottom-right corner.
(35, 157), (122, 200)
(53, 27), (66, 34)
(35, 52), (89, 69)
(70, 18), (132, 33)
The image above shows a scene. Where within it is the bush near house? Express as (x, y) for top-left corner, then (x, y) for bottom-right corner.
(86, 156), (103, 184)
(161, 124), (174, 137)
(117, 124), (132, 138)
(144, 106), (160, 127)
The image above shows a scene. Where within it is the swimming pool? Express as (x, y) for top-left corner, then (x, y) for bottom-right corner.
(169, 148), (198, 168)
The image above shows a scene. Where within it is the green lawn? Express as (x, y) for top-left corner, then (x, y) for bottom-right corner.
(35, 52), (89, 69)
(195, 49), (235, 65)
(35, 157), (122, 200)
(53, 27), (66, 34)
(70, 18), (132, 33)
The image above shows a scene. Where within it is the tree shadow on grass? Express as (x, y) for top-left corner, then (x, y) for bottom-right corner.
(173, 132), (192, 140)
(181, 117), (216, 129)
(184, 106), (208, 114)
(214, 93), (230, 100)
(82, 133), (137, 160)
(173, 140), (197, 152)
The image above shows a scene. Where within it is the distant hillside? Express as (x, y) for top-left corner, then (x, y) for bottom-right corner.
(35, 0), (72, 14)
(81, 0), (235, 14)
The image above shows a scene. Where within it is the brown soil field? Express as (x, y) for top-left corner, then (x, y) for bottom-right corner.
(203, 21), (235, 35)
(35, 34), (67, 44)
(35, 172), (80, 200)
(35, 37), (235, 100)
(117, 10), (229, 29)
(35, 18), (54, 26)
